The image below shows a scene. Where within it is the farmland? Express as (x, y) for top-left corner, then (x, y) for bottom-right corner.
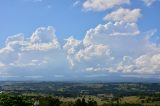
(0, 82), (160, 106)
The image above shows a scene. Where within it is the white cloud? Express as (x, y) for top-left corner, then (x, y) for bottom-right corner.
(0, 26), (70, 80)
(134, 53), (160, 74)
(63, 36), (112, 70)
(63, 36), (82, 67)
(63, 36), (81, 55)
(83, 21), (140, 47)
(142, 0), (156, 6)
(0, 4), (160, 80)
(0, 62), (5, 68)
(63, 13), (159, 75)
(1, 23), (159, 80)
(30, 26), (58, 45)
(111, 52), (160, 74)
(75, 44), (110, 61)
(24, 26), (60, 51)
(5, 34), (24, 45)
(0, 45), (19, 64)
(73, 1), (80, 7)
(64, 21), (141, 72)
(104, 8), (141, 23)
(0, 26), (60, 67)
(83, 0), (130, 11)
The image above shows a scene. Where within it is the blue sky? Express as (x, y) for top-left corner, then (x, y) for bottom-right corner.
(0, 0), (160, 81)
(1, 0), (159, 45)
(0, 0), (104, 45)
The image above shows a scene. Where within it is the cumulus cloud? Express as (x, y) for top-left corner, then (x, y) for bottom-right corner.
(77, 23), (158, 74)
(63, 35), (112, 71)
(1, 23), (157, 79)
(63, 6), (159, 75)
(0, 26), (69, 80)
(75, 44), (110, 61)
(25, 26), (60, 51)
(142, 0), (156, 6)
(83, 0), (130, 11)
(134, 53), (160, 74)
(111, 51), (160, 74)
(83, 21), (140, 47)
(104, 8), (141, 23)
(0, 4), (160, 80)
(63, 36), (81, 55)
(0, 23), (160, 80)
(63, 20), (141, 72)
(82, 0), (157, 11)
(63, 36), (82, 67)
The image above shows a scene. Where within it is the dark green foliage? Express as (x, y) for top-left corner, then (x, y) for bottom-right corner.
(61, 101), (74, 106)
(75, 98), (97, 106)
(81, 98), (87, 106)
(75, 98), (82, 106)
(0, 93), (32, 106)
(87, 98), (98, 106)
(40, 96), (61, 106)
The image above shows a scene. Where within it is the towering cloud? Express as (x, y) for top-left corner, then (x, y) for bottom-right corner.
(64, 21), (156, 73)
(63, 6), (160, 75)
(0, 26), (69, 80)
(0, 0), (159, 80)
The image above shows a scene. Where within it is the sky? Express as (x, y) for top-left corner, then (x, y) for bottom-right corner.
(0, 0), (160, 81)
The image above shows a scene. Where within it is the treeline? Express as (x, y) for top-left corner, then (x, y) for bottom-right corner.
(1, 82), (160, 98)
(41, 97), (98, 106)
(0, 93), (33, 106)
(0, 93), (155, 106)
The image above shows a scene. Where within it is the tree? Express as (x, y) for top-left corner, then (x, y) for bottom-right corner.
(40, 96), (61, 106)
(0, 93), (32, 106)
(75, 98), (81, 106)
(81, 98), (87, 106)
(87, 98), (98, 106)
